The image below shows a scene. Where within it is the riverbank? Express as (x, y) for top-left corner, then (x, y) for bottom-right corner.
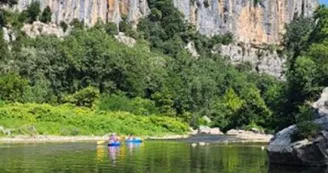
(0, 135), (191, 144)
(0, 133), (273, 144)
(0, 103), (189, 137)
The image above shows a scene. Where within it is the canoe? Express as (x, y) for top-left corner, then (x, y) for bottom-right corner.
(108, 142), (121, 147)
(125, 139), (143, 143)
(97, 140), (105, 145)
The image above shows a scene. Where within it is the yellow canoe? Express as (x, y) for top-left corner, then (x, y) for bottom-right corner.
(97, 140), (105, 145)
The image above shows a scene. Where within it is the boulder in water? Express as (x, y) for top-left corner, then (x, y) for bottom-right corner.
(268, 87), (328, 166)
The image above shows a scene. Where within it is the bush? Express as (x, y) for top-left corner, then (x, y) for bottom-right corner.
(292, 121), (322, 142)
(0, 74), (28, 102)
(70, 18), (84, 29)
(59, 21), (68, 32)
(0, 10), (6, 27)
(25, 1), (41, 23)
(104, 22), (118, 35)
(40, 6), (52, 23)
(97, 93), (159, 116)
(0, 103), (189, 136)
(63, 86), (100, 108)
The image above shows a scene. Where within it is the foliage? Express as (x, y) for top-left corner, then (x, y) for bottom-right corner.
(24, 1), (41, 23)
(104, 22), (118, 35)
(63, 86), (100, 108)
(292, 121), (322, 142)
(97, 93), (159, 116)
(59, 21), (68, 32)
(0, 73), (28, 102)
(40, 6), (52, 23)
(279, 6), (328, 131)
(0, 103), (189, 136)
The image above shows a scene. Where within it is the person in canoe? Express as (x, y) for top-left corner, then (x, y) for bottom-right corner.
(126, 134), (134, 141)
(109, 133), (119, 143)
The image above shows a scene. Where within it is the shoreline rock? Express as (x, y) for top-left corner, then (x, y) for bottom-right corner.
(268, 87), (328, 166)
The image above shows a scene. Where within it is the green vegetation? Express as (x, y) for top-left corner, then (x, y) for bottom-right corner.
(280, 5), (328, 137)
(0, 103), (188, 136)
(0, 0), (327, 137)
(40, 6), (52, 23)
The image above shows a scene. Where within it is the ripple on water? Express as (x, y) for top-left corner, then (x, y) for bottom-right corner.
(0, 141), (272, 173)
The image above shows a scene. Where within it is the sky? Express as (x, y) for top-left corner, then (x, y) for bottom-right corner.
(320, 0), (328, 4)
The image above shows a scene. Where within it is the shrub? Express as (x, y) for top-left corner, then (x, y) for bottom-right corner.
(63, 86), (100, 108)
(70, 18), (84, 29)
(0, 74), (28, 102)
(97, 93), (159, 116)
(25, 1), (41, 23)
(59, 21), (68, 32)
(0, 103), (189, 136)
(40, 6), (52, 23)
(0, 10), (6, 27)
(104, 22), (118, 35)
(292, 121), (322, 142)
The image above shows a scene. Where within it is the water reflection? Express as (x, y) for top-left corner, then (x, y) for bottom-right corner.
(96, 145), (106, 163)
(0, 142), (270, 173)
(108, 146), (120, 165)
(269, 165), (328, 173)
(127, 143), (142, 156)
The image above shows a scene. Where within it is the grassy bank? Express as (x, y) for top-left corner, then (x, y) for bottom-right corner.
(0, 103), (189, 137)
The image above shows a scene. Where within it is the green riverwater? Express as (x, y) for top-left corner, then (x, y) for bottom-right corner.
(0, 141), (324, 173)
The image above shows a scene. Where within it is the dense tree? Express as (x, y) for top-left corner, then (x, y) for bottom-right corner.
(40, 6), (52, 23)
(3, 0), (326, 134)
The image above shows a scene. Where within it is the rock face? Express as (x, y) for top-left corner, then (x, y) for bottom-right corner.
(174, 0), (318, 44)
(312, 87), (328, 118)
(15, 0), (318, 45)
(21, 21), (65, 38)
(216, 43), (286, 79)
(114, 32), (136, 47)
(268, 87), (328, 166)
(16, 0), (150, 26)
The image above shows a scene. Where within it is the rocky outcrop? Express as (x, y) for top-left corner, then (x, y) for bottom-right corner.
(174, 0), (318, 44)
(16, 0), (150, 26)
(21, 21), (66, 38)
(197, 126), (223, 135)
(215, 43), (286, 79)
(186, 42), (200, 58)
(114, 32), (136, 47)
(2, 27), (16, 42)
(312, 87), (328, 118)
(227, 129), (273, 142)
(268, 87), (328, 166)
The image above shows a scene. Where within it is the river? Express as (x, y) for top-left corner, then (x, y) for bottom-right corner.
(0, 139), (325, 173)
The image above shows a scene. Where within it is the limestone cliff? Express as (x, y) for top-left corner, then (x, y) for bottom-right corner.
(174, 0), (318, 44)
(16, 0), (149, 26)
(15, 0), (318, 44)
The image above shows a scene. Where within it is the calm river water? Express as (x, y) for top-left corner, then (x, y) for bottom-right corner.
(0, 140), (325, 173)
